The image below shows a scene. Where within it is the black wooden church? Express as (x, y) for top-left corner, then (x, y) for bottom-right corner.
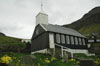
(31, 6), (88, 56)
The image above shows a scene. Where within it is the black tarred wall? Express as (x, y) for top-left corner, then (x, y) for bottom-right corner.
(31, 32), (49, 52)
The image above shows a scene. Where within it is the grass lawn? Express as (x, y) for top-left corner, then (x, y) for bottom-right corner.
(0, 52), (80, 66)
(1, 52), (100, 66)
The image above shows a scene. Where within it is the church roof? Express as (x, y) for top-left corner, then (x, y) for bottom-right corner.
(39, 10), (46, 14)
(36, 10), (48, 17)
(41, 24), (86, 38)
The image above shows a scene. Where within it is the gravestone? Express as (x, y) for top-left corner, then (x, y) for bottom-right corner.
(62, 51), (68, 63)
(21, 55), (37, 65)
(80, 59), (96, 66)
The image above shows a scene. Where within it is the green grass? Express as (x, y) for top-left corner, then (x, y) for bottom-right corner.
(1, 53), (100, 66)
(0, 35), (25, 47)
(34, 53), (78, 66)
(1, 52), (100, 66)
(1, 52), (28, 57)
(0, 52), (79, 66)
(0, 52), (29, 66)
(74, 53), (87, 58)
(74, 53), (96, 59)
(34, 53), (68, 66)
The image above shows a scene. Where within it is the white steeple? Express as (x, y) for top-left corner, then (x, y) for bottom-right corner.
(36, 1), (48, 25)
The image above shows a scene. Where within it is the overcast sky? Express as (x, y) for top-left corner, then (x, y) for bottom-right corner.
(0, 0), (100, 39)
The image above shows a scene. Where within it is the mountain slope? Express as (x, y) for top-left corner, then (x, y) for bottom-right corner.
(0, 32), (6, 36)
(64, 6), (100, 36)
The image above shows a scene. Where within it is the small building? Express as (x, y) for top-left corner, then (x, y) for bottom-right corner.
(88, 33), (100, 43)
(88, 33), (100, 54)
(31, 5), (88, 57)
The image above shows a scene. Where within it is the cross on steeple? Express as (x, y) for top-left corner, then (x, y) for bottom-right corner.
(41, 0), (43, 11)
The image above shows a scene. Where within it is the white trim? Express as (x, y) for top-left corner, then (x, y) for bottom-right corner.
(49, 33), (55, 48)
(55, 44), (91, 57)
(55, 44), (70, 49)
(36, 12), (48, 17)
(55, 44), (74, 57)
(31, 49), (48, 54)
(61, 46), (63, 57)
(40, 24), (47, 31)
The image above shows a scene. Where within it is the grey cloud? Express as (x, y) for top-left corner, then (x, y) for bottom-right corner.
(0, 0), (100, 39)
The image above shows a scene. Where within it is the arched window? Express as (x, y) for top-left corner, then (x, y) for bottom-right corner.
(56, 34), (60, 43)
(61, 35), (65, 44)
(66, 35), (70, 44)
(71, 36), (74, 45)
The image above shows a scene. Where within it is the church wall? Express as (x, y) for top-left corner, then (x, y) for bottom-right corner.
(31, 32), (49, 52)
(32, 25), (45, 39)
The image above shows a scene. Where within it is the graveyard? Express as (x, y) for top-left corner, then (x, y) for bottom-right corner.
(0, 0), (100, 66)
(0, 52), (100, 66)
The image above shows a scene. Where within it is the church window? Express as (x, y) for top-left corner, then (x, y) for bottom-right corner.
(56, 34), (60, 43)
(66, 35), (70, 44)
(61, 34), (65, 44)
(79, 38), (82, 45)
(71, 36), (74, 45)
(75, 37), (78, 45)
(36, 29), (39, 35)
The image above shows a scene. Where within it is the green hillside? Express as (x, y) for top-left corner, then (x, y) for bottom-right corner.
(0, 36), (22, 45)
(63, 6), (100, 37)
(79, 24), (100, 36)
(0, 35), (26, 52)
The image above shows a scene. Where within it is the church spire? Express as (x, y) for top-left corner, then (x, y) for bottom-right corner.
(36, 0), (48, 25)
